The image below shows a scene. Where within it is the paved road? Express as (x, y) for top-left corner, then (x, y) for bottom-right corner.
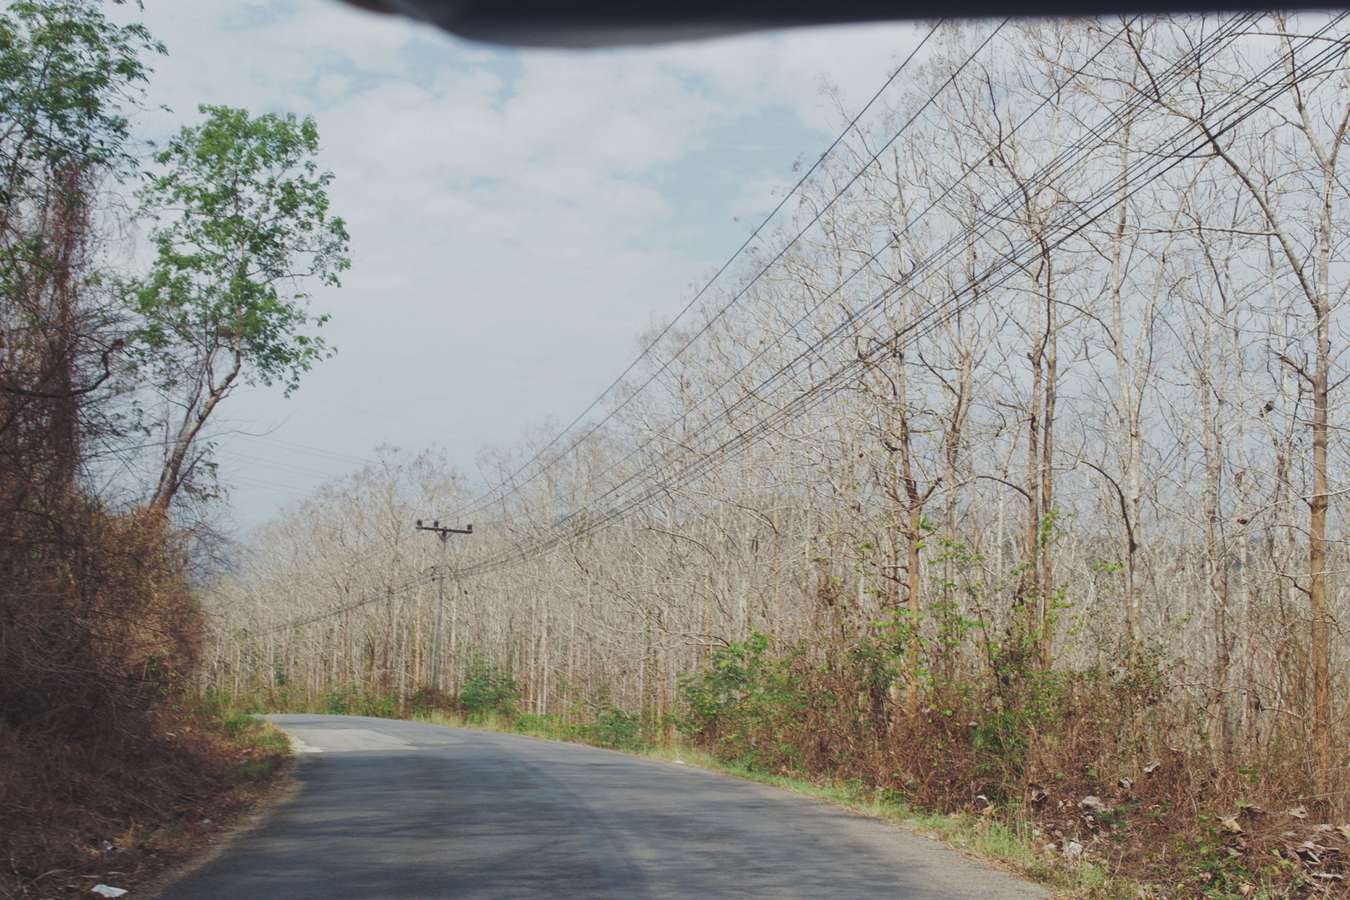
(160, 714), (1047, 899)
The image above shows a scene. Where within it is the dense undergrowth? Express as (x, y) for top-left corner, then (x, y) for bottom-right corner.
(222, 638), (1349, 899)
(0, 419), (296, 897)
(672, 634), (1349, 898)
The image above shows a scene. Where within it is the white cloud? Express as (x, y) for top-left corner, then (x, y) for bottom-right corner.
(118, 1), (925, 530)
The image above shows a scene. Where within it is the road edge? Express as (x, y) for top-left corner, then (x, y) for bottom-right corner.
(410, 715), (1091, 897)
(139, 753), (306, 899)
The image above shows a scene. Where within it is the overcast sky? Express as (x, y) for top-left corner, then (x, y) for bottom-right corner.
(125, 0), (925, 533)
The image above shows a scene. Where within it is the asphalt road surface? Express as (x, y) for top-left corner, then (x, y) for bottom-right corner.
(159, 714), (1048, 899)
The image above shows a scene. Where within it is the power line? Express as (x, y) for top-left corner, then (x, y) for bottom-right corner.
(244, 13), (1347, 635)
(447, 20), (951, 522)
(453, 12), (1158, 525)
(246, 571), (438, 638)
(231, 433), (381, 467)
(472, 12), (1207, 542)
(454, 13), (1344, 579)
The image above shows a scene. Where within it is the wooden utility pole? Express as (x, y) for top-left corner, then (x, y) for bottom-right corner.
(416, 519), (473, 690)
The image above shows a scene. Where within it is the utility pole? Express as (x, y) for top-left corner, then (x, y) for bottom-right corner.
(416, 519), (472, 691)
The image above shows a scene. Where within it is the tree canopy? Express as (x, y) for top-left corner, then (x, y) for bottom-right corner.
(134, 105), (351, 508)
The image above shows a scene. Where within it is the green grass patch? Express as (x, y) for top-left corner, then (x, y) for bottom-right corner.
(214, 709), (291, 780)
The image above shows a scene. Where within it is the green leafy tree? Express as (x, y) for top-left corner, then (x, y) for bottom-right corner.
(0, 0), (159, 223)
(0, 0), (160, 462)
(132, 105), (350, 510)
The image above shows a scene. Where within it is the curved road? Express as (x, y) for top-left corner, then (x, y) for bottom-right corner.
(160, 714), (1047, 899)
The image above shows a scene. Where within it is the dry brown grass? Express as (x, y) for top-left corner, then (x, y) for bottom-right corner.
(0, 495), (289, 898)
(677, 634), (1350, 896)
(0, 708), (290, 899)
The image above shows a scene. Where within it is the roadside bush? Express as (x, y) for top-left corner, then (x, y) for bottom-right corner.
(321, 685), (398, 718)
(458, 655), (518, 721)
(579, 707), (644, 751)
(678, 632), (809, 770)
(408, 685), (455, 716)
(671, 628), (1350, 892)
(0, 501), (201, 740)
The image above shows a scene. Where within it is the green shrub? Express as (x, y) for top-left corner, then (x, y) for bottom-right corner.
(408, 686), (455, 715)
(459, 655), (518, 721)
(580, 707), (643, 750)
(678, 632), (807, 770)
(320, 685), (397, 718)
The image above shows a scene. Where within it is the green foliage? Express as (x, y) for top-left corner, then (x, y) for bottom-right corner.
(508, 712), (568, 738)
(579, 707), (644, 750)
(678, 632), (807, 769)
(1176, 820), (1261, 898)
(132, 104), (350, 397)
(1089, 557), (1125, 575)
(848, 628), (905, 695)
(321, 685), (397, 718)
(458, 655), (518, 721)
(408, 685), (455, 716)
(0, 0), (161, 311)
(219, 709), (288, 758)
(0, 0), (160, 184)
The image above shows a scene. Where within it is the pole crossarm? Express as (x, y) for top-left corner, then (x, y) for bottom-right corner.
(416, 519), (474, 538)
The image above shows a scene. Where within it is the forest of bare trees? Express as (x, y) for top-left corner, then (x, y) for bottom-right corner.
(203, 13), (1350, 888)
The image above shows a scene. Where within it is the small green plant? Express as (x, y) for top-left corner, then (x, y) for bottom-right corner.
(459, 655), (519, 721)
(318, 685), (397, 718)
(1178, 820), (1258, 898)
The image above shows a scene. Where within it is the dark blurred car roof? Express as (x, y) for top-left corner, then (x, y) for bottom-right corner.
(343, 0), (1334, 47)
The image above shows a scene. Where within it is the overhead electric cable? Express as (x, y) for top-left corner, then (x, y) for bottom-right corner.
(249, 571), (439, 638)
(482, 13), (1246, 537)
(447, 20), (952, 521)
(453, 13), (1343, 578)
(256, 12), (1344, 634)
